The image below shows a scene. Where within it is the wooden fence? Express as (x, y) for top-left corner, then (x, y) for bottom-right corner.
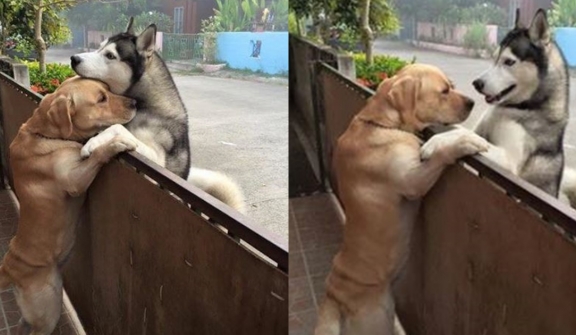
(289, 35), (354, 189)
(314, 61), (576, 334)
(0, 70), (288, 335)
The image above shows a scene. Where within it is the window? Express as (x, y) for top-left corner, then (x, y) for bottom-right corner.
(174, 7), (184, 34)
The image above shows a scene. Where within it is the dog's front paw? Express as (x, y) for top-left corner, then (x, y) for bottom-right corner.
(453, 133), (489, 159)
(81, 125), (133, 158)
(81, 133), (114, 158)
(108, 135), (138, 154)
(92, 135), (138, 163)
(421, 129), (488, 163)
(420, 135), (444, 161)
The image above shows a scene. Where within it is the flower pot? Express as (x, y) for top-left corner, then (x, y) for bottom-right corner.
(555, 27), (576, 67)
(197, 63), (226, 73)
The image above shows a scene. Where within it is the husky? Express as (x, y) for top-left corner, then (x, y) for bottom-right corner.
(70, 18), (245, 212)
(424, 9), (575, 202)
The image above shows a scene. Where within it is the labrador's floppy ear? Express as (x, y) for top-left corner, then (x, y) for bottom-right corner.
(125, 17), (135, 35)
(528, 8), (550, 46)
(47, 96), (74, 138)
(387, 75), (418, 115)
(136, 24), (157, 57)
(387, 75), (421, 128)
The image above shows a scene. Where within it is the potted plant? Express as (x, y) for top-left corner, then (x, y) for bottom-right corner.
(353, 53), (413, 91)
(549, 0), (576, 67)
(198, 16), (226, 73)
(23, 61), (75, 95)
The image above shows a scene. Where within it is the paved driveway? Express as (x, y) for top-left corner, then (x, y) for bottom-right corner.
(176, 75), (288, 240)
(374, 40), (576, 167)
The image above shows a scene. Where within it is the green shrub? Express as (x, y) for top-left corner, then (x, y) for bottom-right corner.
(549, 0), (576, 27)
(353, 53), (414, 89)
(23, 61), (76, 95)
(288, 11), (299, 34)
(463, 23), (488, 56)
(336, 26), (361, 51)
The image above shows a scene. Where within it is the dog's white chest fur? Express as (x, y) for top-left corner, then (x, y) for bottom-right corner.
(479, 108), (533, 174)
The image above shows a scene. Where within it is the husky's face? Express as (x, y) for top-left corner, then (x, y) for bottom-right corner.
(473, 9), (551, 106)
(71, 19), (157, 95)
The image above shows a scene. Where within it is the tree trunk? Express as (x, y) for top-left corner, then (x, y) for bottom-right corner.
(360, 0), (374, 65)
(34, 0), (47, 73)
(296, 16), (302, 36)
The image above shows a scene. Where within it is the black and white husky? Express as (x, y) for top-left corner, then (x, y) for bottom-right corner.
(71, 19), (245, 212)
(423, 9), (576, 204)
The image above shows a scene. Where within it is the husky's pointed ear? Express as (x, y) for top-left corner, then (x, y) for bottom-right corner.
(514, 8), (522, 28)
(47, 96), (74, 138)
(126, 17), (135, 35)
(136, 24), (157, 57)
(528, 9), (551, 45)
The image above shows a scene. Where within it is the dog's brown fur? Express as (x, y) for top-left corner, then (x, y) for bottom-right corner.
(0, 77), (137, 335)
(314, 64), (489, 335)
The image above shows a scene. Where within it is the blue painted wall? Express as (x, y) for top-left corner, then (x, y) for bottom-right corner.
(217, 32), (288, 75)
(556, 28), (576, 68)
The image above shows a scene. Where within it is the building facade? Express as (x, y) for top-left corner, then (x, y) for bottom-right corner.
(162, 0), (218, 34)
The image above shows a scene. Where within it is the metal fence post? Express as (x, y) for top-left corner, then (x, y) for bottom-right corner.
(337, 54), (356, 80)
(309, 54), (329, 191)
(12, 63), (30, 88)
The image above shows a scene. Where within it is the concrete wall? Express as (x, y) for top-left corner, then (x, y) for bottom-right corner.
(217, 32), (288, 75)
(555, 28), (576, 68)
(417, 22), (498, 47)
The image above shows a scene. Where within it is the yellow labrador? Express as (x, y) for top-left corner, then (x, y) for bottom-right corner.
(0, 77), (137, 334)
(315, 64), (489, 335)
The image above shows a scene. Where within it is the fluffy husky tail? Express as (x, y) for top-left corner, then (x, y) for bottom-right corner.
(561, 167), (576, 208)
(187, 167), (246, 214)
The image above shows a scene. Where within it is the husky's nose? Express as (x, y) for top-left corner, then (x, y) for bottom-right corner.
(70, 55), (81, 68)
(472, 79), (484, 92)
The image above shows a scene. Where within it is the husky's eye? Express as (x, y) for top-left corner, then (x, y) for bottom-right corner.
(105, 52), (116, 60)
(442, 87), (450, 94)
(98, 94), (107, 103)
(503, 58), (516, 66)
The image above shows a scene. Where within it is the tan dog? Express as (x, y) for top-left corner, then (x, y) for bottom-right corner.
(0, 77), (137, 334)
(314, 64), (489, 335)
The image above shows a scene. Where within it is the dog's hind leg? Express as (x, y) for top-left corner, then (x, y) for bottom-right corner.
(14, 269), (62, 335)
(382, 291), (406, 335)
(340, 291), (399, 335)
(0, 266), (12, 290)
(315, 297), (342, 335)
(344, 303), (395, 335)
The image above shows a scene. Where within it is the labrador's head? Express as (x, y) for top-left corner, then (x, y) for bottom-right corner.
(378, 64), (474, 132)
(37, 76), (136, 140)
